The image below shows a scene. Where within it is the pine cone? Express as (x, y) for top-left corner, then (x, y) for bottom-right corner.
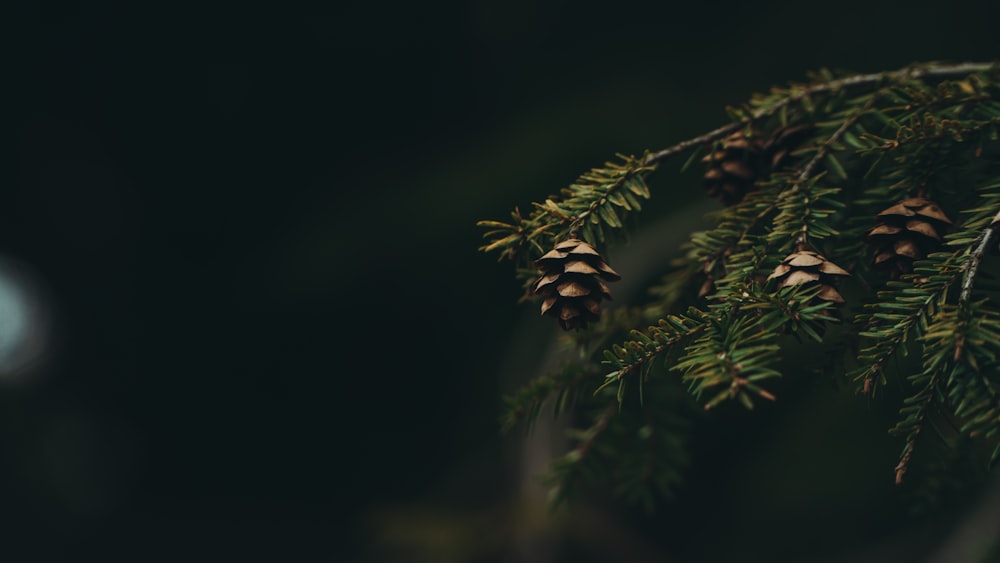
(866, 197), (953, 279)
(533, 238), (621, 330)
(767, 250), (851, 304)
(701, 124), (815, 206)
(762, 123), (816, 171)
(700, 130), (767, 206)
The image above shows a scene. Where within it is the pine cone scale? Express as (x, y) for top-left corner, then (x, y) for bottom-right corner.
(817, 285), (846, 303)
(557, 281), (592, 297)
(564, 260), (601, 275)
(785, 269), (821, 285)
(904, 219), (941, 239)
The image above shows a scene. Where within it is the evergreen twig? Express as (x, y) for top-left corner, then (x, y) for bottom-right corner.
(480, 60), (1000, 508)
(644, 61), (996, 166)
(959, 210), (1000, 306)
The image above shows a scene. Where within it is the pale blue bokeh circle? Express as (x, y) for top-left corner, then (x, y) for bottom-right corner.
(0, 256), (52, 380)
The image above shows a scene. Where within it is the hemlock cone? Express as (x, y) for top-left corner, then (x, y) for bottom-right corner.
(866, 197), (953, 279)
(767, 250), (851, 304)
(533, 238), (621, 330)
(701, 130), (767, 205)
(701, 123), (815, 206)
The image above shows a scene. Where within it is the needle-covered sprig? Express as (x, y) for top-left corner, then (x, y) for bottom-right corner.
(481, 61), (1000, 510)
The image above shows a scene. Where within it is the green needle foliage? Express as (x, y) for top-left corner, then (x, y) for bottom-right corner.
(478, 61), (1000, 509)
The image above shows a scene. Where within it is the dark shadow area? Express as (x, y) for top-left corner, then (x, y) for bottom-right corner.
(6, 1), (1000, 561)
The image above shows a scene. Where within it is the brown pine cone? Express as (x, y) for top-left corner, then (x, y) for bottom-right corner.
(701, 130), (768, 206)
(866, 197), (952, 279)
(533, 238), (621, 330)
(701, 124), (815, 206)
(767, 250), (851, 304)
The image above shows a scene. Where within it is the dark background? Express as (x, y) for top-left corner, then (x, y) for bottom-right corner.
(6, 2), (1000, 562)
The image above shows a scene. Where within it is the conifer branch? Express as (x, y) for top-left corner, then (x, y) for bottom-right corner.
(871, 115), (1000, 152)
(575, 399), (618, 460)
(477, 154), (655, 290)
(877, 196), (1000, 481)
(894, 366), (940, 485)
(672, 308), (782, 410)
(501, 364), (600, 433)
(479, 61), (1000, 508)
(959, 211), (1000, 306)
(480, 63), (998, 275)
(855, 275), (945, 395)
(643, 61), (996, 166)
(768, 181), (843, 253)
(544, 399), (619, 506)
(643, 121), (746, 165)
(599, 309), (713, 390)
(895, 300), (1000, 483)
(560, 155), (657, 239)
(852, 191), (1000, 394)
(690, 92), (875, 302)
(892, 306), (969, 484)
(798, 92), (880, 180)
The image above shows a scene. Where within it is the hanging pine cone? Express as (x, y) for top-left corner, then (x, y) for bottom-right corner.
(762, 123), (816, 171)
(866, 197), (953, 279)
(533, 238), (621, 330)
(701, 124), (815, 206)
(767, 250), (851, 304)
(700, 130), (768, 206)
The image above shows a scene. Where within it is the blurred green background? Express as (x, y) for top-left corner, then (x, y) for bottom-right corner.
(6, 1), (1000, 562)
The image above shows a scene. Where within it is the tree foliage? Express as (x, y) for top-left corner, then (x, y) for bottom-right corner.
(478, 61), (1000, 508)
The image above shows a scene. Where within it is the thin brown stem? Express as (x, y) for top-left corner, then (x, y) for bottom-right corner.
(574, 399), (618, 461)
(896, 370), (943, 484)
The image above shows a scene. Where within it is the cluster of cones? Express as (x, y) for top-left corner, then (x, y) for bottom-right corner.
(529, 114), (954, 329)
(530, 196), (954, 330)
(762, 196), (954, 305)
